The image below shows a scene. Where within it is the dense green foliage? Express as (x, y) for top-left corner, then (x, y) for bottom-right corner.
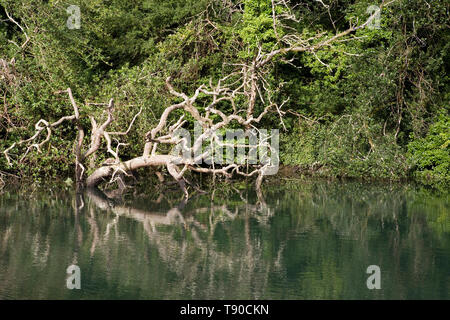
(408, 113), (450, 186)
(0, 0), (448, 187)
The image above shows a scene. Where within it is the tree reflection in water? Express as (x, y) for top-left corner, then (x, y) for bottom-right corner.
(82, 186), (276, 299)
(0, 181), (448, 299)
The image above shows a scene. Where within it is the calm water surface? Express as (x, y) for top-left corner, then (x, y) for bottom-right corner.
(0, 180), (448, 299)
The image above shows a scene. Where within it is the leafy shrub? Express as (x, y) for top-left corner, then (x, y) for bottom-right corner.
(280, 113), (409, 181)
(408, 113), (450, 186)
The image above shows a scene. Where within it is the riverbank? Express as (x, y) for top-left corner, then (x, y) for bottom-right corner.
(1, 164), (448, 196)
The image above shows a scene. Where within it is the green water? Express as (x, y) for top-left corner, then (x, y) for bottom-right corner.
(0, 180), (449, 299)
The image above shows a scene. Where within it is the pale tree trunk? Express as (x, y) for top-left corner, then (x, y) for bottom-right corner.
(3, 0), (391, 197)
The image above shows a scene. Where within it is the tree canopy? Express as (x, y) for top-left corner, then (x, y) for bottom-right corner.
(0, 0), (448, 189)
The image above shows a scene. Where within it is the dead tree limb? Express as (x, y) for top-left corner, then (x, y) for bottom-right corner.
(3, 0), (393, 196)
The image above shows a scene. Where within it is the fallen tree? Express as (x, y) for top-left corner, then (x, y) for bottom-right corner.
(2, 0), (393, 196)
